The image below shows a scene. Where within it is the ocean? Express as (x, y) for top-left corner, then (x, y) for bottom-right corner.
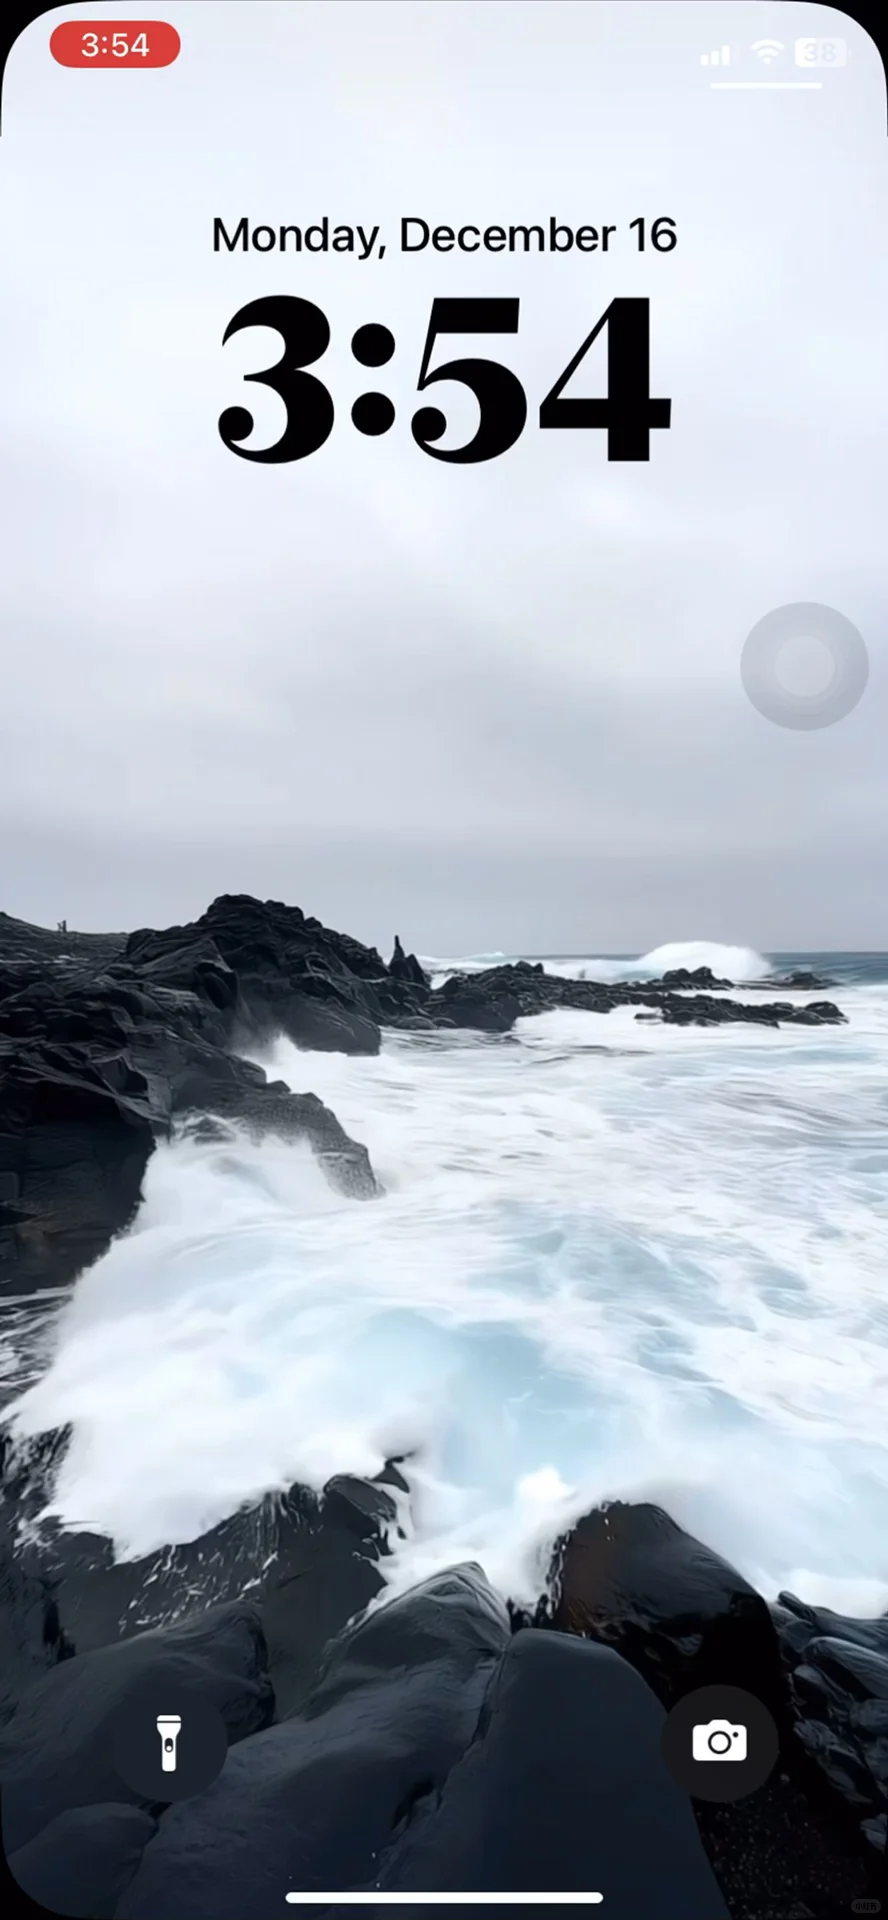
(4, 940), (888, 1618)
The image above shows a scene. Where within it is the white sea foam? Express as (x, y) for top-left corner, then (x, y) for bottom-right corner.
(5, 960), (888, 1615)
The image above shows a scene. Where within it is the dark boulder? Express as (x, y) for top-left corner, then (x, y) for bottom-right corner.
(115, 1570), (728, 1920)
(659, 966), (733, 989)
(371, 1627), (729, 1914)
(434, 973), (526, 1033)
(0, 1601), (274, 1854)
(7, 1804), (157, 1919)
(538, 1508), (877, 1905)
(0, 913), (125, 968)
(543, 1501), (785, 1715)
(116, 1564), (509, 1918)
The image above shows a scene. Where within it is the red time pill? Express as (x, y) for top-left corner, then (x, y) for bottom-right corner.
(50, 22), (181, 69)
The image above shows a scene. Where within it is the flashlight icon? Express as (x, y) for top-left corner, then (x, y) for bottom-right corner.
(156, 1714), (182, 1773)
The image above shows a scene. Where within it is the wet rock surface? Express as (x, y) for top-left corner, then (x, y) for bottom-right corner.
(774, 1591), (888, 1856)
(0, 1476), (881, 1918)
(542, 1501), (785, 1716)
(522, 1502), (883, 1914)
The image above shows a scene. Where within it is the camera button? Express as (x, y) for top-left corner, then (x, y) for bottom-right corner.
(662, 1684), (779, 1802)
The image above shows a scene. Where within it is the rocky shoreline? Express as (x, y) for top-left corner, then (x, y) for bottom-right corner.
(0, 897), (881, 1917)
(0, 1461), (883, 1918)
(0, 894), (846, 1297)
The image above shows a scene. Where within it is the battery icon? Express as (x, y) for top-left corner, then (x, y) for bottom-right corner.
(795, 37), (847, 66)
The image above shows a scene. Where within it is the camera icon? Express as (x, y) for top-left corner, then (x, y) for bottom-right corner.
(692, 1719), (747, 1762)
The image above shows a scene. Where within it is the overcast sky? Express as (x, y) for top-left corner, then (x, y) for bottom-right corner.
(0, 1), (886, 955)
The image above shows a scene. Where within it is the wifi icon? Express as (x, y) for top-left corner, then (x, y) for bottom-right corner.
(752, 39), (784, 64)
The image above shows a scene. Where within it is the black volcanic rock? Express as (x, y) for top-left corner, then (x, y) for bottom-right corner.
(0, 1468), (877, 1917)
(368, 1628), (730, 1914)
(0, 913), (125, 968)
(0, 1450), (405, 1724)
(389, 933), (428, 988)
(773, 1592), (888, 1853)
(774, 1592), (888, 1665)
(124, 894), (415, 1053)
(542, 1501), (785, 1716)
(659, 965), (733, 989)
(0, 1043), (157, 1297)
(259, 1472), (405, 1718)
(432, 972), (526, 1033)
(0, 1549), (73, 1726)
(421, 960), (846, 1036)
(109, 1569), (728, 1920)
(0, 1023), (377, 1295)
(8, 1803), (157, 1919)
(0, 897), (398, 1295)
(0, 1600), (274, 1854)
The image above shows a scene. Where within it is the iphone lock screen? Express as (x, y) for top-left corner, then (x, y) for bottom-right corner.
(0, 6), (886, 1919)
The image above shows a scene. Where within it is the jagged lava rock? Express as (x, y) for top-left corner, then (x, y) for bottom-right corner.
(423, 960), (846, 1035)
(388, 933), (428, 988)
(124, 893), (420, 1054)
(659, 965), (733, 989)
(0, 898), (389, 1294)
(0, 1451), (404, 1724)
(774, 1591), (888, 1852)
